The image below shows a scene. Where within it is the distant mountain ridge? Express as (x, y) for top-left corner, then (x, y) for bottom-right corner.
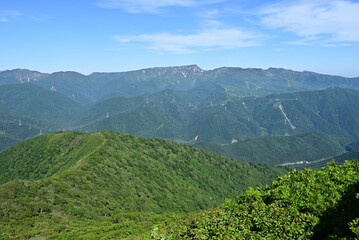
(0, 69), (48, 85)
(1, 65), (358, 106)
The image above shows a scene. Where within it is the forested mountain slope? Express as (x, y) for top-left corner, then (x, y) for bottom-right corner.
(1, 82), (358, 164)
(195, 132), (346, 165)
(81, 87), (359, 148)
(0, 131), (289, 239)
(0, 83), (85, 125)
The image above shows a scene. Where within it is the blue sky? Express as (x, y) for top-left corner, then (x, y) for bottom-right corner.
(1, 0), (359, 77)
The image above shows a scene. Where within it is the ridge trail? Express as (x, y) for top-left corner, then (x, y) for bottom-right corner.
(73, 132), (107, 168)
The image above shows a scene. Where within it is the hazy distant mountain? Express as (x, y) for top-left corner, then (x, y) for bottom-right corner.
(34, 71), (100, 106)
(1, 65), (359, 106)
(0, 69), (48, 85)
(0, 83), (86, 125)
(0, 111), (60, 152)
(195, 132), (346, 165)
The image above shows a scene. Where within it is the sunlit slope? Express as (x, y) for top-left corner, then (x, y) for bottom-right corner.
(0, 131), (101, 184)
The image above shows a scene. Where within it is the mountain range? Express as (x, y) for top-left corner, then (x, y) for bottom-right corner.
(2, 65), (359, 106)
(1, 66), (359, 167)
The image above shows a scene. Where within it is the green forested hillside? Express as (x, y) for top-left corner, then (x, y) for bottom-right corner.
(1, 82), (358, 164)
(0, 83), (85, 125)
(0, 131), (101, 184)
(269, 87), (359, 140)
(79, 83), (227, 135)
(195, 132), (346, 165)
(156, 160), (359, 239)
(0, 131), (289, 239)
(79, 95), (145, 124)
(189, 87), (359, 144)
(81, 87), (359, 148)
(80, 89), (196, 139)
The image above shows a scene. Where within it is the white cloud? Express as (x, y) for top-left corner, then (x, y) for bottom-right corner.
(0, 10), (21, 22)
(198, 9), (223, 27)
(198, 9), (219, 18)
(114, 28), (259, 53)
(260, 0), (359, 43)
(97, 0), (223, 13)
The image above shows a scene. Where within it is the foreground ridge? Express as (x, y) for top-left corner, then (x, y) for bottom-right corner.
(0, 131), (289, 239)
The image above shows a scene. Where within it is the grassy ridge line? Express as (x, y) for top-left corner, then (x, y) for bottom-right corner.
(0, 131), (103, 184)
(72, 132), (106, 169)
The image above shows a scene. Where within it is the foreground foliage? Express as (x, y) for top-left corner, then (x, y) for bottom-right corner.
(157, 160), (359, 239)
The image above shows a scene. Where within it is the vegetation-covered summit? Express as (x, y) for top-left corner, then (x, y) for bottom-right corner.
(0, 131), (288, 239)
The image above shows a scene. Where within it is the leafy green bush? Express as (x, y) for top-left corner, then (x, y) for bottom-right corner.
(158, 160), (359, 239)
